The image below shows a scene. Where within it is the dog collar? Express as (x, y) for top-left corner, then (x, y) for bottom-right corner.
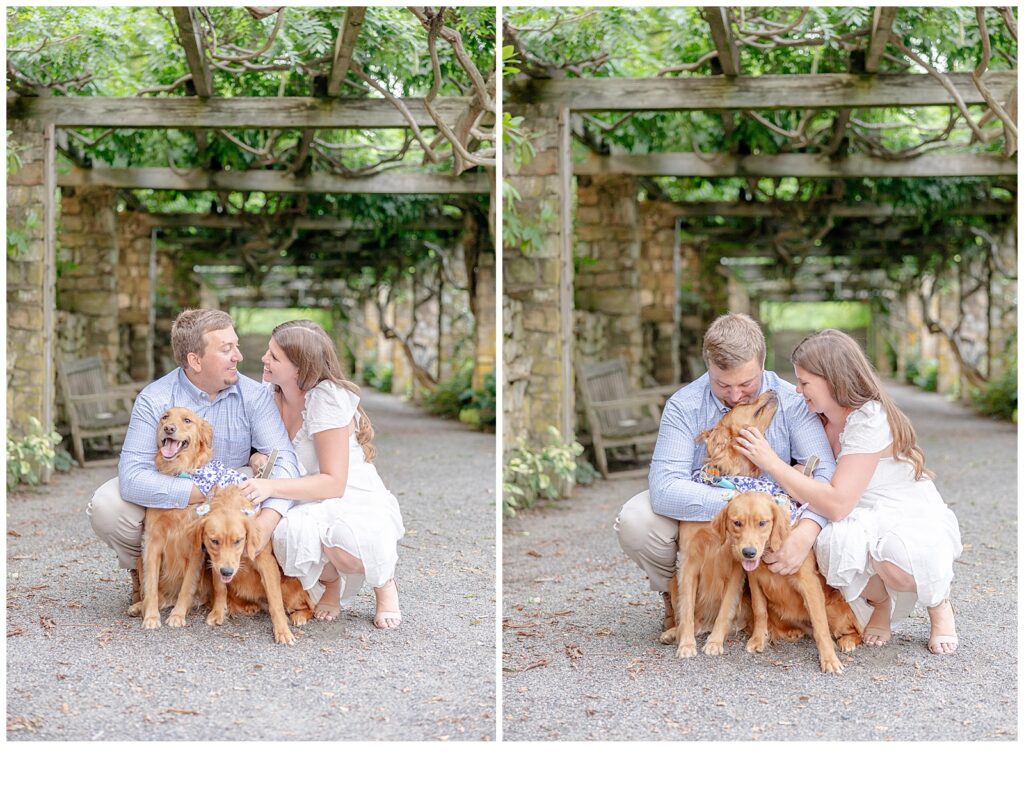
(178, 472), (192, 479)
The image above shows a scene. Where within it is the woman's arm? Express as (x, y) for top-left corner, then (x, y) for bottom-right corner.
(734, 426), (881, 521)
(240, 423), (353, 503)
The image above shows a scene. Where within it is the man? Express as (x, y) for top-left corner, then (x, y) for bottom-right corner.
(88, 308), (301, 604)
(614, 313), (837, 630)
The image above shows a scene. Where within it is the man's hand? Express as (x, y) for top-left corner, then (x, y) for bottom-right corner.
(247, 509), (281, 561)
(762, 518), (820, 575)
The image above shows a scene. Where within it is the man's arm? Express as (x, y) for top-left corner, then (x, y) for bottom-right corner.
(648, 396), (732, 522)
(118, 391), (194, 509)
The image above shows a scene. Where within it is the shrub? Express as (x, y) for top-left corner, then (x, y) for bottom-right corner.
(971, 362), (1018, 422)
(361, 360), (393, 394)
(503, 427), (590, 517)
(422, 361), (473, 418)
(459, 369), (496, 431)
(7, 417), (73, 490)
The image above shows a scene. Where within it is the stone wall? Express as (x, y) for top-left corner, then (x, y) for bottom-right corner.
(57, 186), (119, 384)
(638, 200), (682, 384)
(6, 119), (53, 436)
(117, 212), (158, 382)
(503, 104), (570, 445)
(574, 174), (643, 384)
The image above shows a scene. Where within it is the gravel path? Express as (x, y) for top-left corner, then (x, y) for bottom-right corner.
(502, 382), (1016, 741)
(6, 389), (496, 741)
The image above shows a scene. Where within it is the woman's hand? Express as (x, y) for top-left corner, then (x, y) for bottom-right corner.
(239, 477), (273, 505)
(249, 452), (269, 475)
(734, 426), (783, 473)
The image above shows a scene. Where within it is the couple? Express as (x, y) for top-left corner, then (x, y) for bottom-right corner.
(88, 309), (404, 629)
(616, 313), (961, 655)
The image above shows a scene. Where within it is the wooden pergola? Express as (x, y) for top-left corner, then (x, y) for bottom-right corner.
(505, 5), (1017, 440)
(7, 6), (495, 435)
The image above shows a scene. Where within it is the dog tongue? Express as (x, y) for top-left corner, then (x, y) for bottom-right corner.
(742, 558), (760, 572)
(160, 439), (184, 459)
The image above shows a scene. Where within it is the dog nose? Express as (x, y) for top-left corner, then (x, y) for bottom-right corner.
(163, 424), (176, 435)
(220, 567), (234, 577)
(742, 547), (757, 559)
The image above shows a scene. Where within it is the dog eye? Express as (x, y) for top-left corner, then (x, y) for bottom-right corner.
(210, 539), (219, 546)
(733, 520), (741, 527)
(184, 418), (192, 424)
(758, 520), (768, 527)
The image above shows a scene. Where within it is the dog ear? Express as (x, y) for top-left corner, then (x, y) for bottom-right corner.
(695, 429), (711, 444)
(195, 416), (214, 461)
(243, 516), (261, 561)
(769, 499), (790, 552)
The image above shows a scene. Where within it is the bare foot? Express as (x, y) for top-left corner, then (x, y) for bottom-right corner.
(862, 594), (892, 646)
(373, 578), (401, 629)
(314, 576), (341, 622)
(927, 599), (958, 655)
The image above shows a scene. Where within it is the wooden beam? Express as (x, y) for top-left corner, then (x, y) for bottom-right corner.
(575, 151), (1017, 178)
(327, 7), (366, 96)
(671, 200), (1013, 218)
(8, 95), (475, 129)
(147, 213), (461, 230)
(172, 7), (213, 96)
(865, 8), (899, 73)
(703, 6), (740, 76)
(508, 71), (1017, 111)
(58, 166), (489, 194)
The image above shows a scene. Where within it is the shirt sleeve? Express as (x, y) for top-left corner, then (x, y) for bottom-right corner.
(839, 401), (892, 456)
(304, 382), (359, 436)
(648, 395), (732, 522)
(118, 390), (194, 509)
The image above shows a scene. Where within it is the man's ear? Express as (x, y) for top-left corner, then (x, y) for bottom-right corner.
(186, 351), (202, 373)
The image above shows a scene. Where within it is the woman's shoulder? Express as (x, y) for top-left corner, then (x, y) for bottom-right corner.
(840, 400), (890, 452)
(303, 380), (359, 426)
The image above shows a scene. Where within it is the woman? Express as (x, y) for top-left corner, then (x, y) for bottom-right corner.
(240, 319), (404, 629)
(735, 329), (961, 655)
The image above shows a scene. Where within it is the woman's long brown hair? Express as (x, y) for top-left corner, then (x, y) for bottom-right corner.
(792, 329), (932, 480)
(271, 319), (376, 462)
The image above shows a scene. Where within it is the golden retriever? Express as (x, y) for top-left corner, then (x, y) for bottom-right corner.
(729, 492), (862, 673)
(194, 485), (314, 646)
(133, 407), (213, 629)
(661, 391), (779, 654)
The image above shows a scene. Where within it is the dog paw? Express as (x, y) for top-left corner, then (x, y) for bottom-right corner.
(676, 640), (697, 658)
(836, 633), (861, 653)
(702, 640), (724, 656)
(819, 653), (844, 674)
(127, 601), (142, 618)
(142, 615), (161, 630)
(166, 612), (187, 628)
(746, 635), (767, 653)
(206, 608), (226, 626)
(274, 626), (296, 646)
(658, 627), (678, 645)
(290, 609), (313, 627)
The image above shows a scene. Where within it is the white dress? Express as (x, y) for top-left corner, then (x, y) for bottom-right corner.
(814, 401), (962, 623)
(271, 380), (405, 605)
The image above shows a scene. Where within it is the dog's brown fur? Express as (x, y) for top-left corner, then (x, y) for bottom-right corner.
(196, 485), (314, 646)
(661, 391), (780, 654)
(133, 407), (213, 629)
(729, 492), (862, 673)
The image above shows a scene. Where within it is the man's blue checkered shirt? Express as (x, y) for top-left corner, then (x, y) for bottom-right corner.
(649, 370), (836, 528)
(117, 369), (300, 517)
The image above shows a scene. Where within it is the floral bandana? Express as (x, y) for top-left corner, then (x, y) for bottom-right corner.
(694, 465), (803, 524)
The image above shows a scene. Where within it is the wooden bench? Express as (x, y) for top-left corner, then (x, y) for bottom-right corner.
(576, 357), (682, 479)
(57, 356), (147, 466)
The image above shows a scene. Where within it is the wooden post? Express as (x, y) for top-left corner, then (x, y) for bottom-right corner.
(43, 123), (57, 435)
(557, 105), (574, 441)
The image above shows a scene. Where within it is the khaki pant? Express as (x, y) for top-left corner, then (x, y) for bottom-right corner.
(614, 490), (684, 593)
(87, 477), (146, 570)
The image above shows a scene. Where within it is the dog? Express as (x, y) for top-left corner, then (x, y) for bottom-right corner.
(194, 484), (315, 646)
(729, 491), (861, 673)
(661, 391), (780, 656)
(133, 407), (214, 629)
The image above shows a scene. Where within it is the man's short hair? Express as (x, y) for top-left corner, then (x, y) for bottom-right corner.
(171, 309), (234, 369)
(702, 313), (766, 370)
